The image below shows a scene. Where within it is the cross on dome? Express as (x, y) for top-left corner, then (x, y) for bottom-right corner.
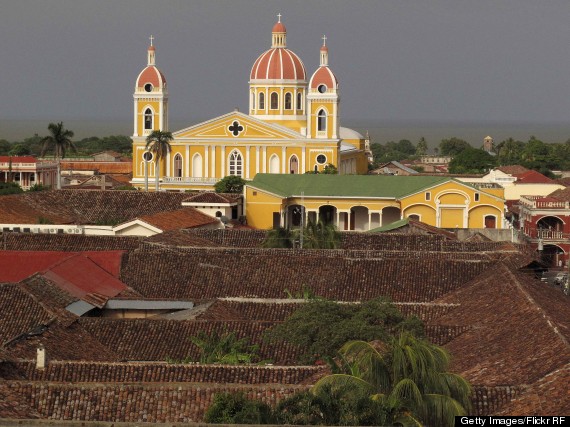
(322, 35), (327, 46)
(277, 13), (281, 23)
(149, 35), (154, 46)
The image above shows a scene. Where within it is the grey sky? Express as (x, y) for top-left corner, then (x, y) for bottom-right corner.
(2, 0), (570, 129)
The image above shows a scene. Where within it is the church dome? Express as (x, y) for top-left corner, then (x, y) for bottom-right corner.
(250, 16), (306, 81)
(136, 42), (167, 90)
(309, 37), (338, 90)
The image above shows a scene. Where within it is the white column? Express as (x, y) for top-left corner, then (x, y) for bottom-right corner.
(280, 88), (284, 115)
(332, 102), (338, 139)
(262, 147), (267, 173)
(221, 146), (226, 177)
(256, 146), (260, 174)
(166, 151), (170, 177)
(133, 100), (138, 136)
(205, 147), (209, 178)
(368, 213), (372, 230)
(185, 146), (190, 177)
(302, 147), (306, 172)
(336, 210), (341, 229)
(211, 146), (216, 178)
(281, 147), (286, 173)
(378, 210), (383, 227)
(246, 145), (251, 179)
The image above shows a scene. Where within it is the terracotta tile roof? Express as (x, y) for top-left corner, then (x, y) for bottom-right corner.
(433, 264), (570, 386)
(137, 207), (219, 231)
(0, 251), (125, 283)
(183, 192), (240, 204)
(0, 156), (37, 163)
(514, 169), (554, 184)
(548, 186), (570, 202)
(496, 165), (529, 175)
(495, 364), (570, 415)
(79, 318), (302, 364)
(120, 247), (494, 301)
(143, 229), (220, 247)
(0, 190), (191, 225)
(60, 161), (132, 174)
(1, 234), (142, 252)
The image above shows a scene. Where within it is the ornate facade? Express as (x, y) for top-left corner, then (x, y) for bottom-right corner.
(131, 17), (369, 191)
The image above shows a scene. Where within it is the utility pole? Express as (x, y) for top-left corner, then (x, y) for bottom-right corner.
(299, 191), (304, 249)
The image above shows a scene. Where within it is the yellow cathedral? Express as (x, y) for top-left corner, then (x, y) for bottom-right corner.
(131, 16), (369, 191)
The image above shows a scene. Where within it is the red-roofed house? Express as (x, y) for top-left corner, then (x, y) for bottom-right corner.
(0, 156), (58, 190)
(113, 207), (223, 236)
(519, 187), (570, 267)
(182, 192), (242, 220)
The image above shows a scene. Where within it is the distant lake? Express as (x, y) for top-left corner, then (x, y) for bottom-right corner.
(3, 118), (570, 151)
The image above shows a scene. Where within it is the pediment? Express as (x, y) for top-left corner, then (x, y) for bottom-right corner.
(173, 112), (303, 140)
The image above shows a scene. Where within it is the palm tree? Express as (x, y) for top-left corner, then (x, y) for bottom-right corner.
(313, 333), (472, 427)
(40, 122), (76, 189)
(145, 130), (173, 191)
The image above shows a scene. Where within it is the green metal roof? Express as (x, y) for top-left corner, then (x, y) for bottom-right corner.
(249, 174), (450, 199)
(367, 218), (410, 233)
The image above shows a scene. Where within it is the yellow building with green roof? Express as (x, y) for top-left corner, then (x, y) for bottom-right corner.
(131, 16), (369, 191)
(245, 174), (505, 230)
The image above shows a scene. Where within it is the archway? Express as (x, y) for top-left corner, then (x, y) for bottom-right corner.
(541, 244), (565, 268)
(350, 206), (369, 231)
(382, 206), (400, 226)
(319, 205), (336, 226)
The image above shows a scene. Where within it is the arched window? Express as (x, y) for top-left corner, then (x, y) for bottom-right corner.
(192, 153), (202, 178)
(229, 150), (243, 177)
(144, 108), (153, 130)
(317, 109), (327, 132)
(270, 92), (279, 110)
(297, 92), (303, 110)
(259, 92), (265, 110)
(174, 153), (182, 178)
(284, 93), (292, 110)
(289, 155), (298, 174)
(269, 154), (279, 173)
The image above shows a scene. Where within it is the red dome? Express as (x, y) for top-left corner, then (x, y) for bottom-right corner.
(309, 66), (338, 90)
(136, 66), (167, 89)
(272, 21), (286, 33)
(250, 48), (306, 81)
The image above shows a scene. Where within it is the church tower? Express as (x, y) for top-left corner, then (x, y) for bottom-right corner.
(249, 15), (307, 132)
(133, 36), (168, 137)
(307, 36), (339, 139)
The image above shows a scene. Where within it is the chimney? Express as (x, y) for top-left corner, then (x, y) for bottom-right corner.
(36, 345), (46, 370)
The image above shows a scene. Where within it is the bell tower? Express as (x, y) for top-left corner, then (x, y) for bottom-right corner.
(133, 36), (168, 137)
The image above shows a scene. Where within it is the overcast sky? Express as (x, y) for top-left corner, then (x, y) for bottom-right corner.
(2, 0), (570, 129)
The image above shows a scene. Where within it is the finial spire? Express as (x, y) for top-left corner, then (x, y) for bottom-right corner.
(147, 36), (156, 66)
(149, 35), (154, 46)
(277, 13), (282, 23)
(322, 35), (327, 46)
(320, 35), (329, 67)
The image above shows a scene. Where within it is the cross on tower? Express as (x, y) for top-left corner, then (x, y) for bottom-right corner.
(322, 35), (327, 46)
(149, 35), (154, 46)
(277, 13), (282, 23)
(228, 121), (244, 137)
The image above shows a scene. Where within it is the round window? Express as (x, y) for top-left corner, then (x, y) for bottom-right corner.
(316, 154), (327, 164)
(144, 83), (153, 92)
(143, 151), (153, 162)
(317, 84), (327, 94)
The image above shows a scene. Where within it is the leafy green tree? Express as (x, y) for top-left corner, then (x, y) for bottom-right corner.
(322, 163), (338, 174)
(303, 220), (341, 249)
(214, 175), (247, 193)
(28, 184), (50, 192)
(190, 330), (262, 364)
(40, 122), (76, 190)
(0, 140), (11, 155)
(415, 137), (428, 156)
(204, 392), (274, 424)
(0, 182), (24, 195)
(495, 137), (525, 165)
(275, 385), (389, 426)
(265, 298), (424, 364)
(448, 147), (496, 174)
(313, 334), (472, 427)
(262, 227), (294, 248)
(439, 137), (470, 156)
(8, 144), (31, 156)
(145, 130), (173, 192)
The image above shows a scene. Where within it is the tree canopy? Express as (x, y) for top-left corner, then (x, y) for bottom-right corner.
(448, 147), (496, 173)
(214, 175), (247, 193)
(265, 297), (424, 364)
